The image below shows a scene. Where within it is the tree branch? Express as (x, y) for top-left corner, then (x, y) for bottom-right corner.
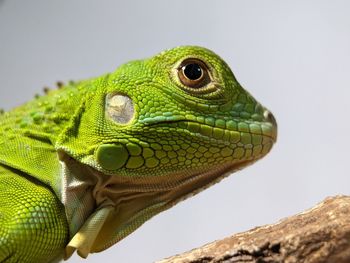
(158, 196), (350, 263)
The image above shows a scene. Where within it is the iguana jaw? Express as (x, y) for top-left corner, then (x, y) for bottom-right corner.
(62, 147), (263, 258)
(88, 153), (266, 253)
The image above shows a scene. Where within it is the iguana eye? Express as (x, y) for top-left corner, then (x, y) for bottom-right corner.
(178, 59), (211, 89)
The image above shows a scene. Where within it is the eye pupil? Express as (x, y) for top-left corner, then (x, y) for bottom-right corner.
(183, 63), (203, 80)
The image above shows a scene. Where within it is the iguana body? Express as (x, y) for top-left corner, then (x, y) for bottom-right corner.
(0, 46), (277, 262)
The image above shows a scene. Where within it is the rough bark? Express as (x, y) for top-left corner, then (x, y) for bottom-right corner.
(157, 195), (350, 263)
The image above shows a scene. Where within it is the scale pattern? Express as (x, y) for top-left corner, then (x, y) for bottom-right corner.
(0, 166), (68, 263)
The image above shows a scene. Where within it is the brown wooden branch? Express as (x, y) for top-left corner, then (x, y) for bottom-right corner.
(157, 195), (350, 263)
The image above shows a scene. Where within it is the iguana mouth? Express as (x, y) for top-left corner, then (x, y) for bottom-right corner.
(145, 119), (277, 142)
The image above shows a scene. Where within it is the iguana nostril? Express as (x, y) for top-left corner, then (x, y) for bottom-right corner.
(263, 110), (278, 142)
(264, 110), (277, 127)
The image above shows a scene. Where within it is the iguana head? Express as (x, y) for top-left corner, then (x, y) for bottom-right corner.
(57, 46), (277, 257)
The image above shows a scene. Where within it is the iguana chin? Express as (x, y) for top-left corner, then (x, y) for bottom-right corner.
(0, 46), (277, 262)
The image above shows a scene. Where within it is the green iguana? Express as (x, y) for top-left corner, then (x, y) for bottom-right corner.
(0, 46), (277, 262)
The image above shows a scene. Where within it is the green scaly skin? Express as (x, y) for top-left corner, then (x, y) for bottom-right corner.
(0, 46), (277, 262)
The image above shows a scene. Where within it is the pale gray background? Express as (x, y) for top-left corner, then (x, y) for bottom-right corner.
(1, 1), (349, 262)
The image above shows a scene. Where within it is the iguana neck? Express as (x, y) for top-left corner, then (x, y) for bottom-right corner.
(0, 76), (105, 145)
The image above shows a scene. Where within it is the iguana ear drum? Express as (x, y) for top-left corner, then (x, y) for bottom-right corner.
(106, 94), (135, 124)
